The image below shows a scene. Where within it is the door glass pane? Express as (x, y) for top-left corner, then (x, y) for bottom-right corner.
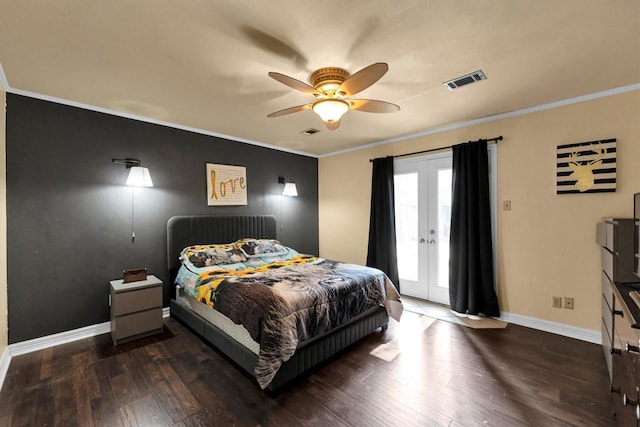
(394, 173), (418, 281)
(437, 168), (452, 288)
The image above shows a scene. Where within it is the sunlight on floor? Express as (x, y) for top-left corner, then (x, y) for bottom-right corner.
(401, 296), (508, 330)
(369, 297), (508, 363)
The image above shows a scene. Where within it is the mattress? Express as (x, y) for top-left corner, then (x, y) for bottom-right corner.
(175, 287), (260, 355)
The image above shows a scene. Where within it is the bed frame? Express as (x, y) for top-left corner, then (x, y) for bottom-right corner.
(167, 215), (389, 392)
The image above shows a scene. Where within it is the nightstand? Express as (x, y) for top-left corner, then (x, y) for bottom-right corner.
(109, 274), (163, 345)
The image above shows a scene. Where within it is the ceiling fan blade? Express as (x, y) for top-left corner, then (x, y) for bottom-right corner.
(267, 103), (312, 117)
(324, 119), (342, 130)
(336, 63), (388, 97)
(268, 72), (321, 96)
(349, 99), (400, 113)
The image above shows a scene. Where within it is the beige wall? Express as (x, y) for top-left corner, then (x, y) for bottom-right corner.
(0, 88), (6, 354)
(319, 90), (640, 331)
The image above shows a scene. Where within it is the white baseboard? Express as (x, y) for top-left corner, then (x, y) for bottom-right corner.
(499, 311), (601, 344)
(0, 346), (11, 393)
(0, 307), (598, 392)
(0, 307), (171, 392)
(10, 321), (111, 357)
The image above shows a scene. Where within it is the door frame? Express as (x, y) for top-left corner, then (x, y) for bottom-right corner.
(394, 152), (451, 303)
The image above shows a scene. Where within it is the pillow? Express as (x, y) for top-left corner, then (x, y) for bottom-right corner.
(235, 238), (289, 258)
(174, 264), (199, 294)
(181, 243), (247, 267)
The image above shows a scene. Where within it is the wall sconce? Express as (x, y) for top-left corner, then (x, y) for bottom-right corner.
(278, 176), (298, 231)
(112, 158), (153, 187)
(113, 158), (153, 241)
(278, 176), (298, 197)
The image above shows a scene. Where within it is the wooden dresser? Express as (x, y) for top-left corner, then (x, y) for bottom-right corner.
(597, 218), (640, 425)
(611, 284), (640, 426)
(110, 275), (163, 345)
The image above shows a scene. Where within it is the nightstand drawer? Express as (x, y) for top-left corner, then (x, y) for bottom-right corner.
(112, 285), (162, 316)
(113, 307), (163, 342)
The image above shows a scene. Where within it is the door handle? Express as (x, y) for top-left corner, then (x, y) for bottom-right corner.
(419, 238), (426, 243)
(429, 239), (436, 244)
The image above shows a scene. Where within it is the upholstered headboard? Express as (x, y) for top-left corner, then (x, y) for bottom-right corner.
(166, 215), (277, 282)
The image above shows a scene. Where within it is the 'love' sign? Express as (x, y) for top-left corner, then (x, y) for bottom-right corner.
(206, 163), (247, 206)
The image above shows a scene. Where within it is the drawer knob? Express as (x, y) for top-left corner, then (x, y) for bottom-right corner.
(623, 394), (640, 421)
(613, 309), (624, 317)
(623, 393), (638, 407)
(626, 341), (640, 353)
(611, 347), (622, 355)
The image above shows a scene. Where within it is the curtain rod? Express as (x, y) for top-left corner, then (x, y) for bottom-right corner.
(369, 135), (503, 162)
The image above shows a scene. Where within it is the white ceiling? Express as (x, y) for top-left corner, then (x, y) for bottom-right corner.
(1, 1), (639, 156)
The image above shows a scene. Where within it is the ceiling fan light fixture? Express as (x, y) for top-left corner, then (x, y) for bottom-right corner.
(268, 62), (398, 129)
(310, 67), (350, 95)
(312, 99), (349, 123)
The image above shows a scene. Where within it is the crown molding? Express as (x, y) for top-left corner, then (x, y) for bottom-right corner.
(0, 63), (317, 159)
(320, 82), (640, 158)
(2, 59), (637, 160)
(8, 86), (318, 158)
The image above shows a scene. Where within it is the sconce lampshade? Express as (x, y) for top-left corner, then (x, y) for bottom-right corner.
(126, 166), (153, 187)
(282, 182), (298, 197)
(312, 99), (349, 123)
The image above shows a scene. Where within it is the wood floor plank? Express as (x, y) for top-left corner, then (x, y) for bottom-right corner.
(33, 378), (55, 427)
(52, 376), (78, 426)
(119, 394), (170, 427)
(39, 347), (53, 381)
(90, 394), (125, 427)
(10, 386), (37, 427)
(139, 353), (200, 424)
(0, 311), (615, 426)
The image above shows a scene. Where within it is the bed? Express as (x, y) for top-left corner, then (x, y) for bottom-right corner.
(167, 215), (402, 392)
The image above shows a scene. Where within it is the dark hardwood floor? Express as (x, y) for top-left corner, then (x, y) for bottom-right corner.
(0, 311), (614, 426)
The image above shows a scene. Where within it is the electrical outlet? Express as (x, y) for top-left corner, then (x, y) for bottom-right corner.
(552, 296), (562, 308)
(564, 297), (574, 310)
(503, 200), (512, 211)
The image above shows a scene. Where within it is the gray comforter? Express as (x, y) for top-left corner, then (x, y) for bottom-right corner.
(203, 259), (402, 388)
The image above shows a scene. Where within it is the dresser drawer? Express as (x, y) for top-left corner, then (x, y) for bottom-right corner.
(603, 270), (614, 313)
(602, 317), (613, 380)
(614, 319), (640, 374)
(598, 219), (639, 283)
(596, 221), (615, 251)
(603, 295), (613, 340)
(602, 247), (615, 282)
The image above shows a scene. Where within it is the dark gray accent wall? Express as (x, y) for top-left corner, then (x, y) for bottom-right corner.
(6, 94), (319, 344)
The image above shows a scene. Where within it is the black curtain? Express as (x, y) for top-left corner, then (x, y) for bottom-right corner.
(366, 156), (400, 291)
(449, 140), (500, 317)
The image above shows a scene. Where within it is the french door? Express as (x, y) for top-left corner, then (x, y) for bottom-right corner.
(394, 154), (452, 304)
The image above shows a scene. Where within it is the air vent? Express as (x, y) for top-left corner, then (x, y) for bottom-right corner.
(300, 128), (321, 136)
(443, 70), (487, 90)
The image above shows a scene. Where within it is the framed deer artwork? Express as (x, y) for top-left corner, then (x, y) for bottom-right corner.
(556, 138), (616, 194)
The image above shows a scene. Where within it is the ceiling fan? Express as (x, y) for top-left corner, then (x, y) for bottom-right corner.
(267, 62), (400, 130)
